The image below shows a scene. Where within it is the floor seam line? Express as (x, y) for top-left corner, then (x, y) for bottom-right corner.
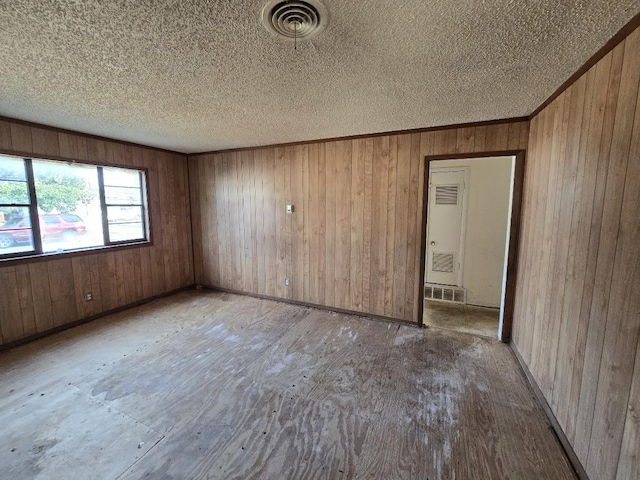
(66, 382), (166, 438)
(114, 435), (166, 480)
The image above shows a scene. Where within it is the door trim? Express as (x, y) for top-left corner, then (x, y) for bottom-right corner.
(418, 150), (527, 343)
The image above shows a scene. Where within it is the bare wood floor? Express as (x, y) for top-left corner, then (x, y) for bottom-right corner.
(0, 290), (575, 479)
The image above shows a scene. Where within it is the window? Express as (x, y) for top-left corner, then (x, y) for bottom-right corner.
(0, 157), (34, 253)
(0, 154), (149, 259)
(102, 167), (147, 243)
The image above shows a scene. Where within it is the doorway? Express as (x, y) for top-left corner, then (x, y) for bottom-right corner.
(419, 151), (526, 342)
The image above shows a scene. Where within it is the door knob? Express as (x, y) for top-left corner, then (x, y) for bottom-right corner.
(430, 241), (436, 246)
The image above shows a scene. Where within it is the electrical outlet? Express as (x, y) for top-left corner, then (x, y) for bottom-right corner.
(85, 292), (93, 301)
(284, 278), (290, 286)
(286, 204), (294, 213)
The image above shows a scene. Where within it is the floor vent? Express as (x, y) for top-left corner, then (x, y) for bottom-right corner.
(424, 284), (466, 304)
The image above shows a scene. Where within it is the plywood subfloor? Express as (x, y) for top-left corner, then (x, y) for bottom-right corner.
(423, 300), (500, 338)
(0, 290), (575, 479)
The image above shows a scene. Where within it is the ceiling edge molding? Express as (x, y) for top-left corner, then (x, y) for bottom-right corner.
(0, 115), (186, 157)
(188, 117), (530, 157)
(529, 10), (640, 119)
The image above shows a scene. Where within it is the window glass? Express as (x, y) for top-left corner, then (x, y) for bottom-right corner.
(0, 156), (34, 255)
(0, 180), (29, 205)
(32, 160), (105, 253)
(103, 168), (140, 188)
(0, 155), (149, 260)
(103, 167), (146, 243)
(0, 156), (26, 181)
(0, 206), (34, 254)
(61, 213), (82, 223)
(0, 156), (29, 205)
(43, 215), (61, 224)
(107, 206), (145, 242)
(104, 185), (142, 205)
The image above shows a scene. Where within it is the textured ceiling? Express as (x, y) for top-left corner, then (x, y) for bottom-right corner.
(1, 1), (639, 153)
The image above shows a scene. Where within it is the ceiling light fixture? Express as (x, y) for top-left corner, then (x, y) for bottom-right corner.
(261, 0), (329, 48)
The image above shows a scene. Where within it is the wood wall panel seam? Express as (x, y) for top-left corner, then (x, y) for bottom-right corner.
(549, 70), (589, 432)
(406, 133), (422, 322)
(567, 53), (612, 449)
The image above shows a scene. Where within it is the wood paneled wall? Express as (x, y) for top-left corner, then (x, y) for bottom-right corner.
(189, 121), (529, 323)
(0, 119), (194, 347)
(512, 25), (640, 480)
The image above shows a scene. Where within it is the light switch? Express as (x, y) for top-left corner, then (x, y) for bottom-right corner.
(286, 204), (294, 213)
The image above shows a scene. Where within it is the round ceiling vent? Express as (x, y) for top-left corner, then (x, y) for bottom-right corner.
(261, 0), (328, 41)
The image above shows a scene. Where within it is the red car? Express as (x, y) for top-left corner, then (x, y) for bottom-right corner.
(0, 213), (87, 249)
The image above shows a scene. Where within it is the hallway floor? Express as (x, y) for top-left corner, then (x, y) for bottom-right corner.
(423, 300), (500, 338)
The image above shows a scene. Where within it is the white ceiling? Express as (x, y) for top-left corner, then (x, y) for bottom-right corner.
(1, 1), (639, 153)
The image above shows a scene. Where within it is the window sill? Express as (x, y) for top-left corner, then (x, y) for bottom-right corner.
(0, 240), (153, 267)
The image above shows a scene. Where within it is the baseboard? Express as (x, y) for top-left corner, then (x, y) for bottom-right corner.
(510, 343), (589, 480)
(201, 284), (420, 328)
(0, 284), (195, 352)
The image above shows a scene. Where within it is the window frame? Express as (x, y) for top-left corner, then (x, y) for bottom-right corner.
(0, 158), (43, 257)
(0, 154), (152, 263)
(98, 166), (149, 246)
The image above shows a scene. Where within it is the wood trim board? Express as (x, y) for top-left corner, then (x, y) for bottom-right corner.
(0, 285), (195, 352)
(0, 115), (184, 156)
(511, 343), (588, 480)
(190, 117), (530, 156)
(529, 11), (640, 119)
(203, 285), (420, 328)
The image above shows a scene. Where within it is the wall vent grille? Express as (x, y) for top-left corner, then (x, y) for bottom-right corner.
(424, 284), (466, 304)
(432, 252), (455, 273)
(435, 185), (459, 205)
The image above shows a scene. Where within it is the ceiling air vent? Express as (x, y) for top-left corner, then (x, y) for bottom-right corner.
(261, 0), (328, 40)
